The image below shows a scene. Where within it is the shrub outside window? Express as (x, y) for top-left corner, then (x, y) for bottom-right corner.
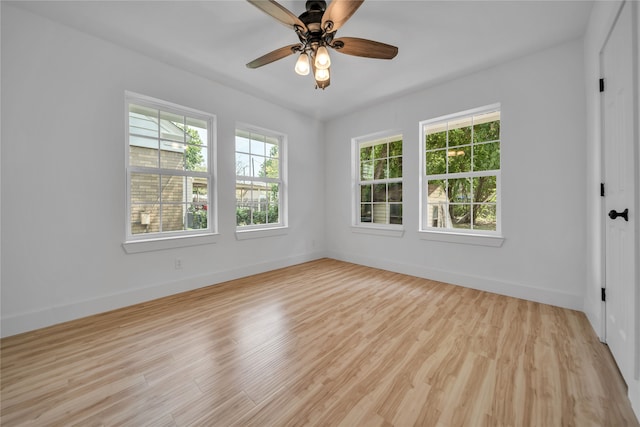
(354, 133), (403, 227)
(420, 105), (501, 235)
(126, 93), (215, 242)
(235, 126), (285, 230)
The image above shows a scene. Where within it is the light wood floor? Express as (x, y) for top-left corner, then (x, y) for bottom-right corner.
(1, 259), (638, 426)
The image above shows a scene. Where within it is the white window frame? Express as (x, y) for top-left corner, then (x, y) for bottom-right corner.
(235, 123), (287, 238)
(123, 92), (217, 253)
(352, 130), (404, 236)
(419, 104), (504, 247)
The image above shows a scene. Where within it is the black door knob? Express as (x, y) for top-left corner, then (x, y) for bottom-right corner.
(608, 208), (629, 221)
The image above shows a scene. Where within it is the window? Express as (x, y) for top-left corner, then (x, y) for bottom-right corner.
(235, 125), (286, 230)
(354, 132), (403, 228)
(420, 104), (501, 236)
(125, 92), (215, 243)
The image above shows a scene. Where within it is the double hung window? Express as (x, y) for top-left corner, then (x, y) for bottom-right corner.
(125, 93), (215, 242)
(420, 104), (501, 235)
(235, 126), (286, 230)
(354, 133), (403, 227)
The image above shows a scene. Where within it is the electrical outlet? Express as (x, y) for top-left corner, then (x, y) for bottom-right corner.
(174, 258), (182, 270)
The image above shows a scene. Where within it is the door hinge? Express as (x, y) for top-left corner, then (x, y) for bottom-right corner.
(599, 78), (605, 92)
(601, 287), (606, 302)
(600, 182), (605, 197)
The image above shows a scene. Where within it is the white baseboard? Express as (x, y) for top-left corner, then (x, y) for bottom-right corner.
(326, 251), (583, 311)
(1, 251), (327, 338)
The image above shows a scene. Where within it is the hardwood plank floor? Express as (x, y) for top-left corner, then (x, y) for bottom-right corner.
(1, 259), (637, 426)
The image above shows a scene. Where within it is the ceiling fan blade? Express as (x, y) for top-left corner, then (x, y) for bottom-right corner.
(247, 0), (307, 31)
(321, 0), (364, 32)
(246, 44), (301, 68)
(332, 37), (398, 59)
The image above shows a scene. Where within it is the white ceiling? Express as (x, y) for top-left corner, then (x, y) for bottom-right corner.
(12, 0), (594, 121)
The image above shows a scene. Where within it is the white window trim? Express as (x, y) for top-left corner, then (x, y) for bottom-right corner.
(351, 225), (405, 238)
(123, 91), (218, 252)
(418, 103), (503, 246)
(235, 123), (288, 238)
(352, 130), (404, 234)
(122, 233), (218, 254)
(418, 230), (504, 247)
(235, 227), (288, 240)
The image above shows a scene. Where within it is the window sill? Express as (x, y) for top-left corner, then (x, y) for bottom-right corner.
(351, 225), (405, 238)
(122, 233), (218, 254)
(419, 230), (504, 247)
(235, 226), (288, 240)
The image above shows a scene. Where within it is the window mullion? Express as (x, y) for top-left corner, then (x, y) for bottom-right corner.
(470, 116), (475, 174)
(359, 177), (401, 185)
(427, 170), (498, 180)
(156, 109), (162, 177)
(156, 109), (164, 233)
(129, 166), (209, 178)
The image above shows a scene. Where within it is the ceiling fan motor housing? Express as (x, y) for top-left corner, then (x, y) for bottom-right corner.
(299, 1), (326, 37)
(305, 1), (326, 12)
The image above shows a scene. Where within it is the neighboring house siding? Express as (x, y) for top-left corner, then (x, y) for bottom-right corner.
(130, 146), (190, 234)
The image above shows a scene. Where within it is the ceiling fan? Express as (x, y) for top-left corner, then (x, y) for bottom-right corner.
(246, 0), (398, 89)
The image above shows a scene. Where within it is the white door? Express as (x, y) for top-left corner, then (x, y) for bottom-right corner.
(601, 0), (636, 387)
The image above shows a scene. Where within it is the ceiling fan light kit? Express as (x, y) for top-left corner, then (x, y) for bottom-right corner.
(246, 0), (398, 90)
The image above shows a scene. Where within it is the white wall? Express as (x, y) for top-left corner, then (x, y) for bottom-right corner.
(583, 0), (640, 416)
(324, 39), (587, 310)
(0, 5), (326, 337)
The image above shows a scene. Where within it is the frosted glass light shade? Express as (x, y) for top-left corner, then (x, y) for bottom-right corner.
(294, 53), (310, 75)
(315, 68), (330, 82)
(314, 46), (331, 70)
